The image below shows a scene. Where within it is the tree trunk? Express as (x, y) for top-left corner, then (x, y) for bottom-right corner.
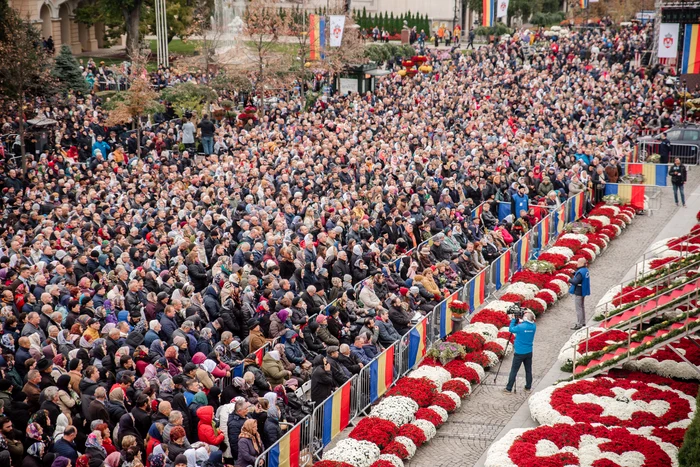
(19, 92), (26, 176)
(123, 0), (143, 57)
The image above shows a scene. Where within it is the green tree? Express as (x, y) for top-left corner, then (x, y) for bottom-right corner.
(53, 45), (90, 96)
(161, 81), (217, 116)
(389, 12), (395, 34)
(679, 392), (700, 467)
(0, 8), (54, 174)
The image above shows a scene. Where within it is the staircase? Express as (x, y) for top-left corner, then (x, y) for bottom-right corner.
(570, 310), (700, 379)
(601, 277), (700, 330)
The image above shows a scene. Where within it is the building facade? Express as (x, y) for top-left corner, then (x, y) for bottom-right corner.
(9, 0), (107, 54)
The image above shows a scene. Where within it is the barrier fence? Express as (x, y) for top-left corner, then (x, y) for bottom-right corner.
(248, 192), (589, 465)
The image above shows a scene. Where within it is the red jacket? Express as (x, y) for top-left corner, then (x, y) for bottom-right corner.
(197, 405), (224, 446)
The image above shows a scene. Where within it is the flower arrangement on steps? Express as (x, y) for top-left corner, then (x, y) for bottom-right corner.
(468, 204), (636, 331)
(312, 204), (637, 467)
(313, 327), (510, 467)
(486, 372), (700, 466)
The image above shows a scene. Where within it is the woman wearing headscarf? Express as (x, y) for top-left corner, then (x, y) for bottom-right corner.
(193, 357), (216, 392)
(0, 333), (15, 354)
(22, 442), (46, 467)
(56, 374), (78, 423)
(157, 377), (175, 402)
(117, 413), (144, 454)
(262, 392), (282, 449)
(261, 350), (290, 387)
(106, 388), (128, 427)
(221, 377), (256, 405)
(148, 340), (165, 363)
(85, 431), (107, 467)
(146, 423), (164, 461)
(104, 451), (122, 467)
(206, 386), (221, 412)
(95, 422), (118, 455)
(236, 419), (262, 467)
(165, 347), (182, 377)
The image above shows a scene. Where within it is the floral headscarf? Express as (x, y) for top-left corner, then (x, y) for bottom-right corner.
(1, 334), (14, 352)
(27, 442), (45, 457)
(148, 453), (165, 467)
(85, 431), (106, 455)
(26, 422), (43, 441)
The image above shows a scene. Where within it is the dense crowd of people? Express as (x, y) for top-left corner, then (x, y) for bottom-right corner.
(0, 18), (682, 467)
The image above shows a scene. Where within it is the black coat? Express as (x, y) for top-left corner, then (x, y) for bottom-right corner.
(226, 413), (248, 461)
(188, 261), (209, 292)
(310, 357), (334, 406)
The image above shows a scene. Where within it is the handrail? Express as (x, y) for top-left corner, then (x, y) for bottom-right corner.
(600, 275), (700, 329)
(596, 257), (700, 318)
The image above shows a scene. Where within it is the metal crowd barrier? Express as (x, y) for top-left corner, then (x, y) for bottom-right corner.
(240, 196), (588, 464)
(636, 140), (699, 165)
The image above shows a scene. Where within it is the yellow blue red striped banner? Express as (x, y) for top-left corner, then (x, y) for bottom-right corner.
(537, 215), (551, 249)
(625, 163), (668, 187)
(370, 346), (394, 402)
(494, 249), (511, 290)
(268, 422), (301, 467)
(409, 317), (428, 367)
(682, 24), (700, 74)
(604, 184), (646, 210)
(516, 233), (530, 270)
(468, 269), (486, 312)
(439, 295), (453, 338)
(322, 380), (351, 445)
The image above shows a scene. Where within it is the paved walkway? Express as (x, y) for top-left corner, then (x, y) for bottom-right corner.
(406, 171), (700, 467)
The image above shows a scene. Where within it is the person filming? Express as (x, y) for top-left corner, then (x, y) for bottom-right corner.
(503, 309), (536, 394)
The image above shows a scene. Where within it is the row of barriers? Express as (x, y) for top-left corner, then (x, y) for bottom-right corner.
(250, 192), (589, 466)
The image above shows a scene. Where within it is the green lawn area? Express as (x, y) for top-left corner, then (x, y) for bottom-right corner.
(150, 39), (198, 56)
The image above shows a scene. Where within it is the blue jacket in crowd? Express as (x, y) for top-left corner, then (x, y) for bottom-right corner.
(569, 267), (591, 296)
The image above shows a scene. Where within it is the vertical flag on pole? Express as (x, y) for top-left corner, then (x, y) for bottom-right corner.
(309, 15), (326, 61)
(468, 270), (486, 312)
(482, 0), (495, 27)
(496, 0), (508, 18)
(267, 423), (301, 467)
(409, 317), (428, 367)
(494, 250), (511, 290)
(682, 24), (700, 74)
(472, 202), (485, 220)
(370, 346), (395, 402)
(580, 0), (588, 7)
(322, 381), (351, 445)
(328, 15), (345, 47)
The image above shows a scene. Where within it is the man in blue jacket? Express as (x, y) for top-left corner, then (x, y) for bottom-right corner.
(503, 310), (536, 394)
(568, 258), (591, 330)
(511, 185), (529, 219)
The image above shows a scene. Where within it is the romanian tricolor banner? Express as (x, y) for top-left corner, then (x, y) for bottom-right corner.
(268, 422), (302, 467)
(537, 215), (551, 249)
(682, 24), (700, 74)
(472, 201), (486, 220)
(439, 296), (453, 338)
(516, 233), (530, 270)
(370, 345), (394, 402)
(580, 0), (588, 8)
(604, 184), (646, 210)
(494, 249), (511, 290)
(408, 317), (428, 368)
(482, 0), (495, 27)
(554, 205), (566, 235)
(322, 380), (351, 445)
(623, 163), (668, 186)
(309, 14), (326, 61)
(468, 269), (486, 312)
(568, 192), (585, 222)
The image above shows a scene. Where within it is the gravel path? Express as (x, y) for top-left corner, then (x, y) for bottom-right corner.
(406, 170), (700, 467)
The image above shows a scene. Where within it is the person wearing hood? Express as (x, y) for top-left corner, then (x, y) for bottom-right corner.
(268, 309), (291, 340)
(203, 284), (221, 322)
(302, 320), (325, 355)
(196, 405), (224, 448)
(260, 351), (290, 387)
(192, 353), (218, 391)
(106, 387), (128, 427)
(125, 331), (144, 351)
